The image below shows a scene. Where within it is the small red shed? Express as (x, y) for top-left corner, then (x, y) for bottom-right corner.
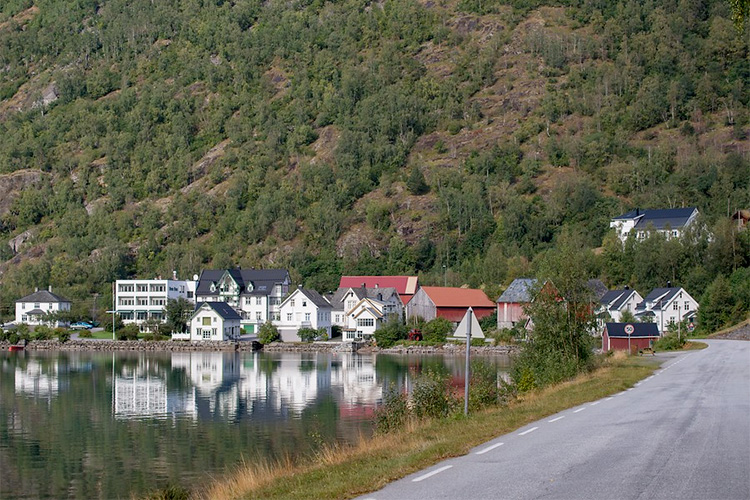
(603, 322), (660, 352)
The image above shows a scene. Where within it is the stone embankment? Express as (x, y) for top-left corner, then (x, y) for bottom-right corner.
(711, 323), (750, 341)
(0, 339), (263, 352)
(372, 343), (519, 355)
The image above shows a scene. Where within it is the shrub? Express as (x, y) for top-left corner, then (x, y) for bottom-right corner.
(373, 319), (408, 348)
(258, 321), (280, 344)
(117, 324), (140, 341)
(374, 384), (410, 434)
(8, 332), (19, 345)
(316, 328), (328, 341)
(411, 368), (457, 419)
(33, 325), (52, 340)
(57, 330), (71, 343)
(297, 327), (317, 342)
(78, 329), (92, 338)
(653, 334), (686, 351)
(468, 359), (499, 410)
(422, 317), (452, 343)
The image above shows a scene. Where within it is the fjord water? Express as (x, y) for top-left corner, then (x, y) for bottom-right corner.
(0, 350), (511, 499)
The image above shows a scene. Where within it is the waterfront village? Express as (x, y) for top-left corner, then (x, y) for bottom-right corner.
(8, 207), (702, 353)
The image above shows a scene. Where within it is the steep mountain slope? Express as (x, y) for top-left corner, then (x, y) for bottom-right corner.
(0, 0), (748, 316)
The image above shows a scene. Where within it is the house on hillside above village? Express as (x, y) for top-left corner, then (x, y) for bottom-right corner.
(496, 279), (558, 330)
(328, 286), (403, 330)
(598, 287), (644, 323)
(195, 268), (291, 334)
(178, 302), (242, 341)
(338, 276), (419, 305)
(635, 286), (699, 334)
(731, 209), (750, 230)
(115, 275), (197, 332)
(15, 287), (72, 328)
(603, 322), (660, 352)
(277, 286), (333, 342)
(610, 207), (699, 243)
(406, 286), (495, 323)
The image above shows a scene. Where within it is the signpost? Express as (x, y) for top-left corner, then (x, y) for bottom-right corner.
(454, 308), (484, 415)
(625, 323), (634, 353)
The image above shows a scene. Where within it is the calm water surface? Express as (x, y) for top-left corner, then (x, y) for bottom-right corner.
(0, 349), (511, 499)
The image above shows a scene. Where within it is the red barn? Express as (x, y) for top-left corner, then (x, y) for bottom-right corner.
(406, 286), (495, 323)
(603, 322), (660, 352)
(339, 276), (419, 304)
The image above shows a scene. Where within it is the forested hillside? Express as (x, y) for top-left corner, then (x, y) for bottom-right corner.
(0, 0), (748, 326)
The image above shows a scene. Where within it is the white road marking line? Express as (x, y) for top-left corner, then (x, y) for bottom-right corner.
(413, 465), (452, 482)
(548, 416), (565, 423)
(605, 397), (614, 401)
(590, 401), (600, 406)
(627, 388), (634, 391)
(573, 407), (586, 413)
(519, 427), (539, 436)
(476, 442), (504, 455)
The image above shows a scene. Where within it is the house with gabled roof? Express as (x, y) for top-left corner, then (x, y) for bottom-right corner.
(496, 278), (559, 330)
(598, 287), (643, 323)
(635, 286), (699, 334)
(406, 286), (495, 323)
(338, 276), (419, 304)
(181, 302), (242, 341)
(195, 268), (291, 334)
(610, 207), (699, 243)
(328, 286), (403, 330)
(277, 286), (333, 342)
(603, 322), (660, 352)
(15, 287), (72, 327)
(342, 297), (390, 341)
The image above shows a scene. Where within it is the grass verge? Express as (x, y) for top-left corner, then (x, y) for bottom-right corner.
(195, 354), (658, 500)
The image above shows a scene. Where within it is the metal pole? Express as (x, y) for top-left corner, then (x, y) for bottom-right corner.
(112, 282), (116, 341)
(464, 308), (472, 416)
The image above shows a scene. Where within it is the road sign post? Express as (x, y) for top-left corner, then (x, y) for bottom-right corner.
(464, 307), (472, 416)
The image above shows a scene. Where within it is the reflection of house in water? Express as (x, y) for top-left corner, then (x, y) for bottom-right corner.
(114, 357), (196, 420)
(171, 352), (241, 418)
(15, 359), (67, 399)
(330, 354), (381, 409)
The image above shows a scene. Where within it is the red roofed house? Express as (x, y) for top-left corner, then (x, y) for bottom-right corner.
(339, 276), (419, 304)
(406, 286), (495, 323)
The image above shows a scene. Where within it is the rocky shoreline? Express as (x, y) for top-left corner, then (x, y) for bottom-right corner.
(1, 339), (520, 355)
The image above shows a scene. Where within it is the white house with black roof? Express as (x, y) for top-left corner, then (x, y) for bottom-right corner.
(178, 302), (242, 341)
(610, 207), (699, 243)
(328, 286), (403, 329)
(15, 287), (72, 327)
(277, 286), (333, 342)
(598, 287), (643, 323)
(635, 287), (699, 334)
(195, 268), (291, 334)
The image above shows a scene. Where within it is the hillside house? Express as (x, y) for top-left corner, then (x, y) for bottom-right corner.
(277, 286), (333, 342)
(610, 207), (699, 243)
(195, 268), (291, 334)
(180, 302), (242, 341)
(406, 286), (495, 323)
(15, 288), (72, 327)
(634, 287), (699, 334)
(338, 276), (419, 304)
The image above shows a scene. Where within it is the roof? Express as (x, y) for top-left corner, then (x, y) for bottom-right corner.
(195, 302), (242, 321)
(586, 279), (609, 301)
(339, 276), (418, 296)
(497, 279), (538, 303)
(605, 322), (660, 338)
(601, 289), (636, 310)
(638, 288), (682, 311)
(419, 287), (495, 308)
(284, 287), (332, 309)
(196, 268), (289, 296)
(329, 286), (400, 310)
(613, 207), (698, 231)
(17, 290), (71, 304)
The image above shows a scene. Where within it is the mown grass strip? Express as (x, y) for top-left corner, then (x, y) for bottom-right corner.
(197, 356), (657, 500)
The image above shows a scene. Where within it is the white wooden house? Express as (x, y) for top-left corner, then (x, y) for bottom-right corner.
(179, 302), (242, 341)
(329, 286), (403, 330)
(277, 286), (333, 342)
(15, 288), (72, 327)
(342, 297), (389, 341)
(634, 287), (699, 334)
(598, 287), (643, 322)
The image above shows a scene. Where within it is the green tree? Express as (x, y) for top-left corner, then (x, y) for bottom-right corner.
(258, 321), (281, 344)
(164, 298), (193, 334)
(373, 318), (408, 348)
(406, 165), (429, 195)
(422, 317), (453, 343)
(297, 327), (318, 342)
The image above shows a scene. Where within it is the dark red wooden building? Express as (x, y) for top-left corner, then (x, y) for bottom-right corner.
(603, 322), (660, 352)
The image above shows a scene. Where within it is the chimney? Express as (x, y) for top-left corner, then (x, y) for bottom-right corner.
(636, 208), (640, 216)
(375, 283), (379, 288)
(48, 285), (52, 292)
(667, 281), (672, 288)
(298, 284), (303, 290)
(173, 270), (177, 280)
(361, 282), (366, 288)
(35, 287), (38, 292)
(624, 285), (629, 290)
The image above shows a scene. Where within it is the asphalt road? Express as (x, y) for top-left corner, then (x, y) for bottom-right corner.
(359, 340), (750, 500)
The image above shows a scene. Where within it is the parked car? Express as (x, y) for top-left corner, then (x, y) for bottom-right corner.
(70, 321), (94, 330)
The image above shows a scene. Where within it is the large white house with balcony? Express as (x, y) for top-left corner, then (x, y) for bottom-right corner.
(276, 286), (332, 342)
(610, 207), (699, 243)
(115, 277), (196, 331)
(15, 287), (72, 327)
(194, 268), (291, 334)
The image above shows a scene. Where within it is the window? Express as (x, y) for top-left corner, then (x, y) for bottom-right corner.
(202, 317), (211, 326)
(119, 284), (134, 292)
(684, 301), (689, 310)
(136, 312), (147, 321)
(335, 314), (340, 323)
(673, 302), (679, 311)
(203, 329), (211, 339)
(287, 313), (293, 321)
(302, 300), (307, 307)
(256, 312), (262, 321)
(290, 299), (295, 307)
(271, 312), (280, 321)
(256, 297), (262, 305)
(137, 284), (148, 292)
(305, 313), (311, 322)
(357, 318), (375, 327)
(34, 303), (40, 309)
(245, 297), (251, 305)
(137, 297), (148, 306)
(671, 230), (678, 237)
(150, 284), (165, 293)
(22, 315), (27, 322)
(347, 300), (356, 310)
